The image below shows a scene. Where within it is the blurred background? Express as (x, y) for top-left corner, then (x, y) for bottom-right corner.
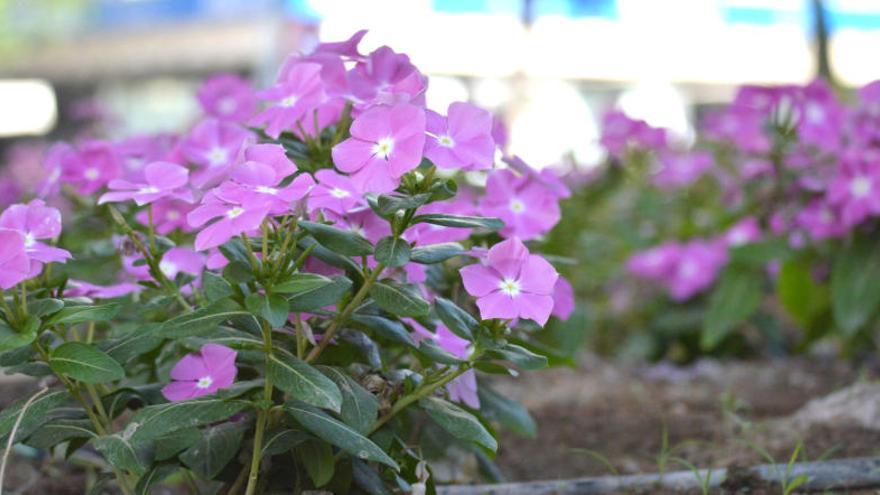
(2, 0), (880, 169)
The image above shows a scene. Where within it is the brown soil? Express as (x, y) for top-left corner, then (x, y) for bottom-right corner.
(493, 355), (880, 486)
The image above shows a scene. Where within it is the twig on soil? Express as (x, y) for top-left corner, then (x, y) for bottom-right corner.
(0, 386), (48, 495)
(437, 456), (880, 494)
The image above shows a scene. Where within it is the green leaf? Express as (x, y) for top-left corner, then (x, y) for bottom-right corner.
(284, 402), (399, 470)
(44, 303), (120, 327)
(180, 421), (246, 479)
(374, 237), (411, 268)
(410, 243), (465, 264)
(298, 237), (362, 275)
(776, 258), (830, 329)
(218, 237), (252, 266)
(154, 428), (201, 461)
(135, 463), (178, 495)
(28, 298), (64, 318)
(101, 324), (163, 363)
(427, 178), (458, 202)
(298, 440), (336, 487)
(300, 220), (374, 257)
(0, 319), (37, 353)
(350, 314), (416, 348)
(319, 366), (379, 434)
(268, 354), (343, 412)
(245, 293), (289, 329)
(373, 193), (431, 216)
(274, 273), (334, 294)
(352, 459), (392, 495)
(702, 267), (763, 350)
(434, 298), (477, 339)
(413, 214), (504, 231)
(261, 429), (309, 457)
(49, 342), (125, 383)
(25, 419), (96, 450)
(477, 384), (536, 437)
(184, 327), (265, 352)
(93, 434), (154, 475)
(223, 260), (255, 284)
(832, 236), (880, 335)
(0, 391), (68, 442)
(288, 275), (353, 312)
(417, 340), (464, 365)
(127, 398), (249, 443)
(370, 281), (430, 317)
(203, 272), (234, 302)
(157, 299), (249, 338)
(419, 397), (497, 451)
(486, 344), (548, 370)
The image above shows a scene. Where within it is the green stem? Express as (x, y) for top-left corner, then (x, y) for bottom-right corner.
(244, 320), (275, 495)
(370, 364), (471, 434)
(305, 263), (385, 363)
(147, 204), (157, 255)
(294, 313), (306, 359)
(0, 290), (16, 326)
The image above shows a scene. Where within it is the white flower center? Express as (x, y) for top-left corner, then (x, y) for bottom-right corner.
(509, 198), (526, 213)
(330, 187), (350, 199)
(166, 210), (180, 221)
(256, 186), (278, 195)
(280, 95), (297, 108)
(350, 225), (367, 238)
(850, 176), (872, 198)
(372, 138), (394, 159)
(437, 135), (455, 148)
(679, 260), (698, 279)
(84, 167), (99, 180)
(49, 168), (61, 182)
(728, 230), (748, 246)
(805, 103), (825, 124)
(226, 207), (245, 219)
(218, 97), (237, 115)
(138, 186), (160, 195)
(159, 260), (178, 277)
(819, 209), (833, 224)
(196, 376), (213, 389)
(207, 147), (229, 166)
(23, 232), (35, 248)
(498, 278), (521, 297)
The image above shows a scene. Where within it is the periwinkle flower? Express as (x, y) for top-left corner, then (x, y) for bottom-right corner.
(0, 229), (31, 290)
(479, 168), (561, 241)
(181, 119), (251, 188)
(98, 161), (192, 206)
(424, 102), (495, 171)
(197, 74), (257, 123)
(162, 344), (237, 401)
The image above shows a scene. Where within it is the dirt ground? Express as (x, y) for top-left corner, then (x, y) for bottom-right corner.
(3, 355), (880, 494)
(493, 354), (880, 486)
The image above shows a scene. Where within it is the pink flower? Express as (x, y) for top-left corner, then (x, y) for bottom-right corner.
(61, 140), (122, 195)
(627, 243), (681, 280)
(409, 320), (479, 408)
(314, 29), (368, 59)
(479, 169), (561, 241)
(188, 188), (272, 251)
(308, 169), (364, 215)
(551, 276), (575, 321)
(244, 144), (297, 179)
(721, 217), (762, 248)
(667, 241), (727, 301)
(348, 46), (420, 103)
(251, 62), (325, 139)
(332, 103), (426, 193)
(600, 111), (667, 158)
(653, 151), (713, 189)
(37, 143), (70, 199)
(197, 74), (257, 122)
(0, 200), (71, 267)
(0, 230), (30, 290)
(827, 157), (880, 227)
(159, 247), (206, 280)
(460, 237), (558, 325)
(796, 199), (845, 241)
(162, 344), (237, 402)
(505, 156), (572, 199)
(135, 198), (195, 235)
(67, 280), (141, 299)
(98, 161), (192, 206)
(424, 102), (495, 171)
(217, 161), (315, 215)
(794, 80), (844, 152)
(115, 134), (177, 182)
(180, 119), (251, 188)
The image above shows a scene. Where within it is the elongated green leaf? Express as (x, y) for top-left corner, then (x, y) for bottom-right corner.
(101, 324), (163, 363)
(418, 340), (464, 365)
(298, 440), (335, 487)
(274, 273), (334, 294)
(777, 258), (830, 328)
(486, 344), (548, 370)
(157, 299), (249, 338)
(477, 384), (536, 437)
(319, 366), (379, 434)
(261, 429), (308, 457)
(434, 298), (477, 339)
(268, 354), (343, 412)
(0, 319), (37, 353)
(184, 327), (265, 352)
(25, 419), (96, 449)
(300, 220), (374, 256)
(288, 275), (352, 312)
(370, 281), (430, 317)
(702, 267), (763, 350)
(374, 237), (411, 268)
(154, 427), (201, 461)
(28, 298), (64, 318)
(245, 293), (289, 329)
(203, 272), (234, 302)
(832, 236), (880, 334)
(44, 303), (120, 327)
(410, 243), (465, 264)
(350, 314), (415, 348)
(180, 421), (246, 479)
(352, 459), (392, 495)
(413, 214), (504, 231)
(50, 342), (125, 383)
(0, 391), (68, 442)
(135, 463), (178, 495)
(128, 398), (249, 443)
(419, 397), (497, 451)
(93, 434), (154, 475)
(284, 402), (399, 470)
(373, 193), (430, 216)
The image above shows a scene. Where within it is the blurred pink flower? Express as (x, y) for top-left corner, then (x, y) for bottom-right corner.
(162, 344), (237, 401)
(197, 74), (257, 123)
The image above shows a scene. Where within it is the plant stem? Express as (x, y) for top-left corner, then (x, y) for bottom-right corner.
(147, 204), (157, 255)
(370, 364), (470, 434)
(305, 263), (385, 363)
(244, 320), (275, 495)
(294, 313), (306, 359)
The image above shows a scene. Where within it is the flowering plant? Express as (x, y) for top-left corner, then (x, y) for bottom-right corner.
(0, 32), (574, 493)
(554, 79), (880, 360)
